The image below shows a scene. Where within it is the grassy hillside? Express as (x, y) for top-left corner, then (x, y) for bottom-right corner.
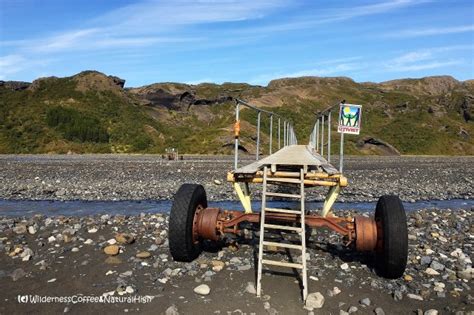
(0, 72), (165, 153)
(0, 71), (472, 155)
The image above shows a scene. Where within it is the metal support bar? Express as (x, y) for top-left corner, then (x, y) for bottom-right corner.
(286, 123), (291, 145)
(234, 102), (240, 170)
(256, 111), (261, 160)
(289, 124), (292, 145)
(232, 99), (297, 169)
(320, 115), (325, 156)
(289, 125), (292, 145)
(278, 118), (281, 149)
(327, 111), (331, 162)
(311, 122), (317, 148)
(256, 166), (268, 297)
(300, 168), (308, 302)
(233, 182), (252, 214)
(321, 185), (340, 217)
(288, 125), (290, 145)
(269, 115), (273, 154)
(288, 123), (291, 145)
(278, 118), (281, 150)
(339, 132), (344, 173)
(236, 99), (281, 118)
(316, 119), (319, 151)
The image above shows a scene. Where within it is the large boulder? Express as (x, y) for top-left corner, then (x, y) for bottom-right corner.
(357, 137), (400, 156)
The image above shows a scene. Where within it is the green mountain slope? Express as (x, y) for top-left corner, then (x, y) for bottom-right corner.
(0, 71), (472, 155)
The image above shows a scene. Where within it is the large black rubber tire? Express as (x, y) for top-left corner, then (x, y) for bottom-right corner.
(374, 195), (408, 279)
(169, 184), (207, 262)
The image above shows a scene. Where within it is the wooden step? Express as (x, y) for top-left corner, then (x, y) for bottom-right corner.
(266, 177), (301, 184)
(263, 224), (302, 232)
(261, 259), (303, 269)
(262, 241), (303, 250)
(265, 207), (301, 215)
(265, 192), (302, 199)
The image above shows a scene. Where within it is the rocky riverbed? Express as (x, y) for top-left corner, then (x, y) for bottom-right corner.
(0, 154), (473, 314)
(0, 155), (473, 202)
(0, 208), (472, 314)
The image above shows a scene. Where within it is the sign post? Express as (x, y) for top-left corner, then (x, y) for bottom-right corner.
(337, 103), (362, 172)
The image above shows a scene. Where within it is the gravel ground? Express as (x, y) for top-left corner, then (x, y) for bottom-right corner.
(0, 209), (472, 314)
(0, 155), (473, 314)
(0, 155), (473, 202)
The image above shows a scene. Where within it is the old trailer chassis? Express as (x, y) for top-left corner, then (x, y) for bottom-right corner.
(193, 207), (379, 252)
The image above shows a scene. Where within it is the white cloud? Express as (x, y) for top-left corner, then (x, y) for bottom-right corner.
(5, 0), (428, 55)
(37, 28), (100, 52)
(385, 47), (467, 72)
(282, 63), (362, 77)
(34, 33), (201, 53)
(249, 43), (471, 85)
(391, 51), (432, 64)
(0, 55), (26, 76)
(0, 54), (52, 79)
(0, 54), (24, 69)
(3, 0), (287, 54)
(97, 0), (288, 29)
(388, 60), (461, 71)
(385, 24), (474, 38)
(184, 78), (217, 85)
(1, 0), (291, 80)
(235, 0), (430, 34)
(249, 59), (364, 85)
(320, 0), (430, 22)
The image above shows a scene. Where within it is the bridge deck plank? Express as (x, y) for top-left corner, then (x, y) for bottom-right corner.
(234, 145), (339, 175)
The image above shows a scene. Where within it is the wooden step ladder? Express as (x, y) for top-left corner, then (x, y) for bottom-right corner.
(256, 166), (308, 301)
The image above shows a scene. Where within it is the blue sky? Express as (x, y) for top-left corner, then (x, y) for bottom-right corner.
(1, 0), (473, 87)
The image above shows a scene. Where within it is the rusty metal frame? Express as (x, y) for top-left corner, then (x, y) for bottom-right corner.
(193, 208), (379, 252)
(198, 209), (342, 243)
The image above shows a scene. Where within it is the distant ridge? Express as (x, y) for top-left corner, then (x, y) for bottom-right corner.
(0, 71), (472, 155)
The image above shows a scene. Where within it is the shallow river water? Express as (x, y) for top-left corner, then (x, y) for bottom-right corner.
(0, 198), (472, 217)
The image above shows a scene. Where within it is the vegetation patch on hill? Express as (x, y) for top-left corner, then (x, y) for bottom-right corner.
(0, 71), (472, 155)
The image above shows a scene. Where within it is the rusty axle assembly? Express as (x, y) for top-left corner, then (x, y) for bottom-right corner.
(193, 207), (379, 252)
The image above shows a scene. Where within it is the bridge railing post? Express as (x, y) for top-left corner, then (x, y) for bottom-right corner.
(278, 118), (281, 149)
(309, 101), (347, 174)
(233, 99), (289, 167)
(316, 119), (319, 151)
(234, 101), (240, 170)
(340, 132), (344, 173)
(320, 115), (325, 156)
(327, 111), (331, 162)
(256, 111), (261, 160)
(269, 115), (273, 155)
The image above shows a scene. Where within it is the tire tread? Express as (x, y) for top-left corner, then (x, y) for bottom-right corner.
(375, 195), (408, 279)
(169, 184), (207, 262)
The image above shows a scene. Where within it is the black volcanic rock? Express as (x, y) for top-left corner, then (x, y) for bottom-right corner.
(461, 95), (473, 122)
(0, 80), (31, 91)
(131, 85), (234, 111)
(357, 137), (401, 156)
(108, 75), (126, 88)
(145, 88), (179, 109)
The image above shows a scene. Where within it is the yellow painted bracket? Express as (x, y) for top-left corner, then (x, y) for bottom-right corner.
(321, 184), (340, 217)
(234, 182), (253, 214)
